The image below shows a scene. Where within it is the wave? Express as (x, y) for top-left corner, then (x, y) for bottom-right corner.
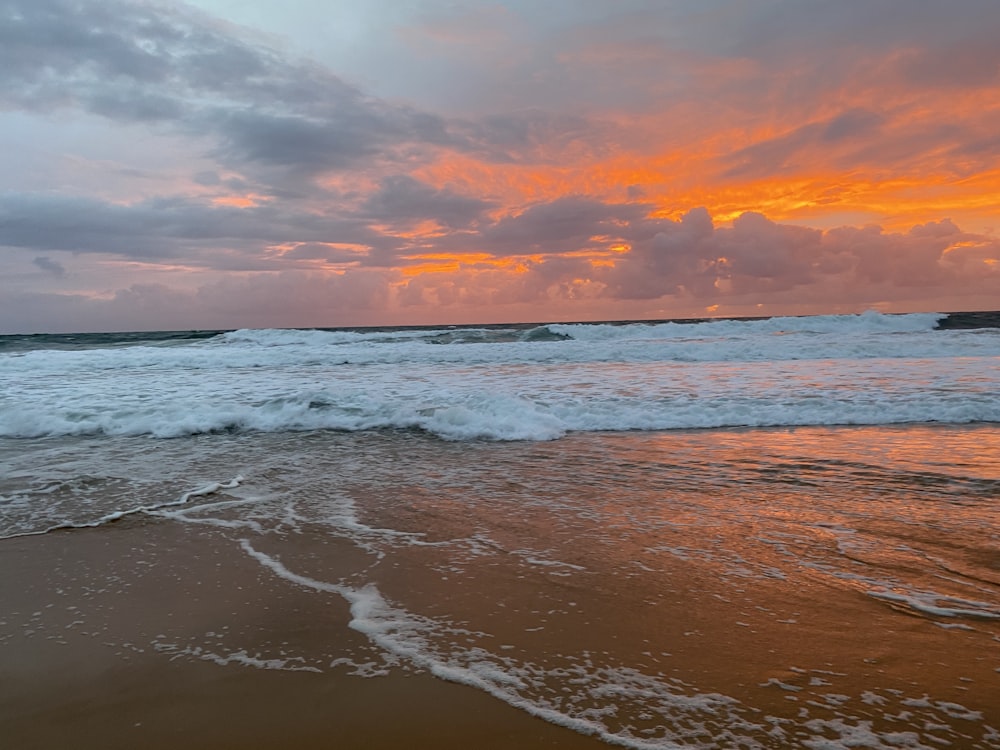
(2, 311), (997, 441)
(216, 323), (571, 348)
(547, 310), (948, 342)
(5, 311), (997, 356)
(215, 327), (433, 347)
(3, 313), (994, 378)
(3, 382), (997, 441)
(0, 329), (225, 353)
(216, 311), (950, 348)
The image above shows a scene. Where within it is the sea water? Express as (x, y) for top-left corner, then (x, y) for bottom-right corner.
(1, 311), (999, 748)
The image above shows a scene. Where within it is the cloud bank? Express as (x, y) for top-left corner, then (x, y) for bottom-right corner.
(0, 0), (998, 332)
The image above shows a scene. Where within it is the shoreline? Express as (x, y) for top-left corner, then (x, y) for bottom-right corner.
(3, 425), (999, 749)
(0, 522), (609, 750)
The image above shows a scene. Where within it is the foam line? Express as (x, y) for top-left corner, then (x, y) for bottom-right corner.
(239, 539), (752, 750)
(0, 476), (244, 541)
(867, 590), (1000, 619)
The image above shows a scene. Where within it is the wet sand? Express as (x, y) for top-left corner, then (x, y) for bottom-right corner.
(0, 521), (608, 750)
(3, 427), (999, 749)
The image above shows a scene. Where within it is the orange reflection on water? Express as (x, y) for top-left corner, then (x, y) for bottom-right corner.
(656, 423), (1000, 482)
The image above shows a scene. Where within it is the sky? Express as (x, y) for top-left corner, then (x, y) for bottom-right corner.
(1, 0), (999, 333)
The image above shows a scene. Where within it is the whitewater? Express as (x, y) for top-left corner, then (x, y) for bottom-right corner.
(2, 311), (998, 441)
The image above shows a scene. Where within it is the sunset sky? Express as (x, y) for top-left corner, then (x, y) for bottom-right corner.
(2, 0), (999, 333)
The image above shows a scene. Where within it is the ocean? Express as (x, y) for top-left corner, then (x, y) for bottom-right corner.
(1, 311), (999, 748)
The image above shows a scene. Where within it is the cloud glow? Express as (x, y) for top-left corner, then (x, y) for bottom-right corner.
(0, 0), (997, 332)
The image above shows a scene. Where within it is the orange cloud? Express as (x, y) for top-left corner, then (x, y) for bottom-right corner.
(210, 193), (271, 209)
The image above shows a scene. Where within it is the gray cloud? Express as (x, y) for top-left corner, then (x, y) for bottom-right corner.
(3, 203), (998, 333)
(0, 192), (391, 266)
(455, 109), (614, 164)
(1, 0), (626, 224)
(596, 208), (999, 304)
(728, 0), (1000, 63)
(0, 193), (176, 257)
(475, 196), (650, 256)
(0, 269), (399, 333)
(6, 185), (997, 312)
(280, 243), (368, 264)
(0, 0), (460, 187)
(32, 255), (65, 276)
(361, 175), (497, 230)
(598, 208), (717, 299)
(894, 34), (1000, 89)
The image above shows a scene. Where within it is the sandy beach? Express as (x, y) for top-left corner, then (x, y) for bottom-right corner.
(0, 519), (611, 750)
(3, 427), (999, 749)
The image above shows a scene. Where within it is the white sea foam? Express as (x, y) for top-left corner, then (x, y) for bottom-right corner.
(548, 310), (947, 341)
(228, 536), (1000, 747)
(236, 540), (770, 748)
(153, 641), (323, 673)
(1, 359), (997, 441)
(0, 476), (243, 540)
(867, 590), (1000, 620)
(232, 525), (985, 748)
(1, 312), (998, 441)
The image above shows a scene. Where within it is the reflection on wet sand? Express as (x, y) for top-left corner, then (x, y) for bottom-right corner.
(1, 425), (998, 748)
